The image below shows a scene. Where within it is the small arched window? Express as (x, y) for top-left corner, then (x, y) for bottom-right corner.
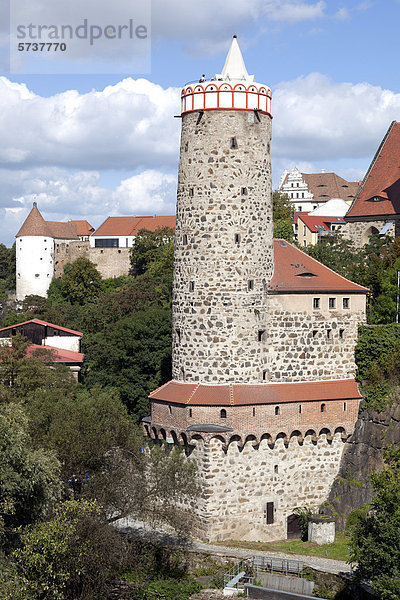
(321, 403), (326, 413)
(275, 406), (280, 416)
(220, 409), (227, 419)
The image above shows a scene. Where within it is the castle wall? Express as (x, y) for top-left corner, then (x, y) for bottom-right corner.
(190, 433), (347, 542)
(151, 398), (359, 442)
(172, 110), (273, 384)
(265, 294), (366, 382)
(16, 236), (54, 300)
(54, 241), (130, 279)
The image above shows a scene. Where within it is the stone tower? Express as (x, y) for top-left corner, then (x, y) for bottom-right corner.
(146, 38), (367, 543)
(172, 36), (273, 384)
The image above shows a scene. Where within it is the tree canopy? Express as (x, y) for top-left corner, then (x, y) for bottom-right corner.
(350, 446), (400, 600)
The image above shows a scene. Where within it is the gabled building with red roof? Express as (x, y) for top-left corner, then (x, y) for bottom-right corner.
(0, 318), (83, 379)
(344, 121), (400, 246)
(297, 214), (346, 248)
(279, 166), (360, 213)
(90, 215), (176, 248)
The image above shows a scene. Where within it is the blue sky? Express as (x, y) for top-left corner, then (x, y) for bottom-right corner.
(1, 0), (400, 245)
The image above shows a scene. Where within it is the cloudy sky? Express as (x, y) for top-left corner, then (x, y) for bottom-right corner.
(1, 0), (400, 245)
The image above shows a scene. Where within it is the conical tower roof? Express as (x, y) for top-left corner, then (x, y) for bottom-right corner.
(216, 36), (254, 82)
(16, 203), (52, 237)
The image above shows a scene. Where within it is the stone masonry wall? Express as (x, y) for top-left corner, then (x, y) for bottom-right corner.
(190, 433), (347, 542)
(265, 295), (365, 382)
(54, 241), (130, 279)
(172, 110), (273, 384)
(341, 220), (398, 248)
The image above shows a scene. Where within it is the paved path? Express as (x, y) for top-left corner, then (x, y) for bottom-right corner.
(192, 540), (353, 576)
(115, 518), (353, 576)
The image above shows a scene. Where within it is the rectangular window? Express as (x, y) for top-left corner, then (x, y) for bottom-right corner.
(262, 370), (267, 381)
(234, 233), (241, 244)
(258, 329), (266, 342)
(343, 298), (350, 309)
(189, 281), (195, 292)
(339, 329), (345, 339)
(189, 188), (194, 197)
(241, 187), (247, 195)
(313, 297), (320, 310)
(248, 280), (254, 291)
(327, 329), (332, 339)
(303, 240), (307, 248)
(95, 238), (119, 248)
(329, 297), (336, 309)
(265, 502), (274, 525)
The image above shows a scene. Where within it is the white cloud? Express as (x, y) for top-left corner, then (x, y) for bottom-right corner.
(1, 167), (177, 246)
(272, 73), (400, 162)
(334, 7), (350, 20)
(0, 76), (180, 171)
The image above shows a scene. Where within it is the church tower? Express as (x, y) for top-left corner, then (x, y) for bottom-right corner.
(172, 36), (273, 384)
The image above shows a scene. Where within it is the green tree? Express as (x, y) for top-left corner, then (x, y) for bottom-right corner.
(82, 308), (172, 418)
(0, 334), (75, 404)
(130, 227), (174, 277)
(272, 191), (294, 221)
(350, 446), (400, 599)
(273, 218), (293, 242)
(0, 403), (61, 539)
(58, 258), (103, 305)
(0, 243), (16, 296)
(11, 499), (122, 600)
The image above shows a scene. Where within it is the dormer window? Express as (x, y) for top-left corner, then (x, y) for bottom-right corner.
(370, 196), (384, 202)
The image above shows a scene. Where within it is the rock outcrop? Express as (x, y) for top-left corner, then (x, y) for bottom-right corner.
(328, 399), (400, 529)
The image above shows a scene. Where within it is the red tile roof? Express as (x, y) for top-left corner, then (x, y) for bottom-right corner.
(298, 214), (345, 233)
(150, 379), (361, 406)
(26, 344), (84, 364)
(92, 215), (176, 237)
(16, 204), (79, 240)
(346, 121), (400, 219)
(16, 204), (53, 237)
(0, 318), (82, 337)
(69, 220), (95, 236)
(268, 239), (368, 293)
(281, 172), (360, 202)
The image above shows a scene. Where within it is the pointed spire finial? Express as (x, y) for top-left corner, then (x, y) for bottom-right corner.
(215, 36), (254, 82)
(33, 201), (37, 208)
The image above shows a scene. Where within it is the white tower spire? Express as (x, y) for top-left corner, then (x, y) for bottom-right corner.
(216, 35), (254, 82)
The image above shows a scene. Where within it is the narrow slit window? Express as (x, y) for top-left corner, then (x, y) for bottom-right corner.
(265, 502), (274, 525)
(312, 330), (318, 338)
(231, 136), (238, 149)
(274, 465), (279, 474)
(343, 402), (347, 411)
(220, 409), (227, 419)
(189, 408), (192, 417)
(189, 187), (194, 197)
(327, 329), (332, 339)
(275, 406), (280, 416)
(234, 233), (241, 244)
(299, 405), (302, 414)
(168, 405), (172, 414)
(248, 280), (254, 291)
(183, 234), (188, 245)
(252, 407), (256, 417)
(241, 187), (247, 196)
(339, 329), (345, 339)
(176, 329), (181, 344)
(321, 403), (326, 413)
(189, 281), (195, 292)
(258, 329), (266, 342)
(184, 141), (188, 152)
(262, 370), (268, 381)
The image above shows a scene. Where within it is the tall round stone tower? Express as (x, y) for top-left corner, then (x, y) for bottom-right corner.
(172, 36), (273, 384)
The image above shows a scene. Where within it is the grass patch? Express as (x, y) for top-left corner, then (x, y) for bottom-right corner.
(215, 532), (350, 562)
